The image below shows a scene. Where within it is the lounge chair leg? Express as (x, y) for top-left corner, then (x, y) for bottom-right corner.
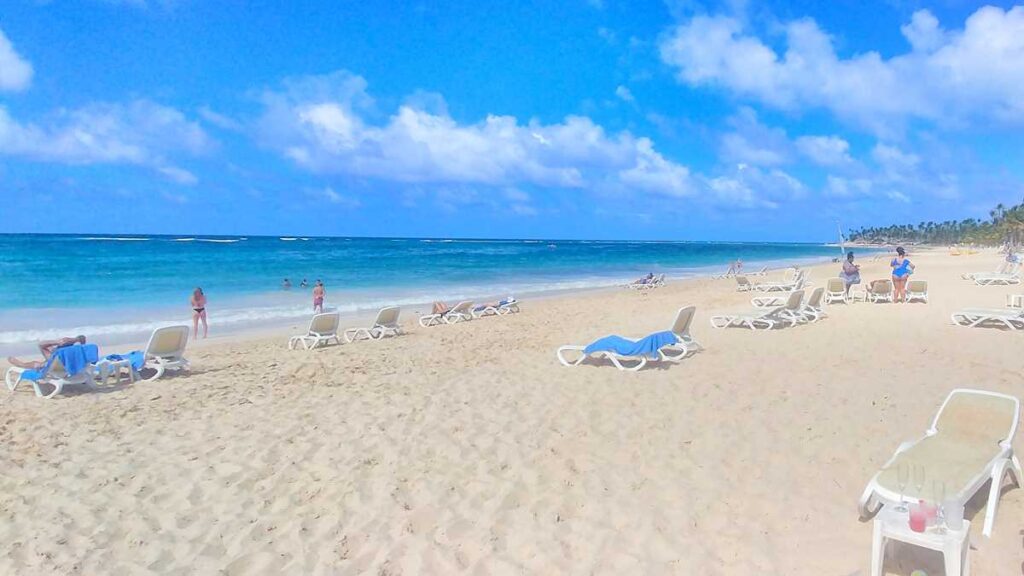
(983, 460), (1009, 537)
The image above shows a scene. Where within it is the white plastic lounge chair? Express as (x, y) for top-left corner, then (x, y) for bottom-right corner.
(754, 270), (806, 292)
(419, 301), (474, 327)
(139, 325), (191, 381)
(798, 287), (826, 323)
(5, 345), (99, 399)
(288, 312), (342, 350)
(973, 272), (1021, 286)
(858, 388), (1021, 538)
(963, 261), (1016, 280)
(906, 280), (929, 303)
(344, 307), (402, 342)
(472, 298), (520, 318)
(825, 277), (848, 305)
(735, 275), (753, 292)
(864, 279), (894, 303)
(556, 305), (701, 371)
(951, 307), (1024, 330)
(748, 266), (769, 277)
(711, 290), (805, 330)
(713, 265), (737, 279)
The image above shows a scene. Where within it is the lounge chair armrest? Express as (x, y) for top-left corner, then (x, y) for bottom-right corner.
(857, 481), (882, 521)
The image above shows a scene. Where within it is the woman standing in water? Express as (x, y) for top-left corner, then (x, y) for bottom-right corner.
(191, 287), (208, 339)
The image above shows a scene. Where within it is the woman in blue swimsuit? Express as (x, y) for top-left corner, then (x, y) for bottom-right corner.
(890, 246), (915, 303)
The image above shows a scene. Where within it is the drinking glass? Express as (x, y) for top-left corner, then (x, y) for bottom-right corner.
(913, 464), (927, 498)
(895, 463), (910, 512)
(932, 480), (947, 534)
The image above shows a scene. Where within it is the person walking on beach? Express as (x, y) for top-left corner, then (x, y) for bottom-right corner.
(840, 251), (861, 297)
(191, 287), (208, 339)
(890, 247), (915, 303)
(312, 280), (325, 313)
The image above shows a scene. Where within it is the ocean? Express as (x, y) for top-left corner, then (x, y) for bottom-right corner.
(0, 234), (853, 352)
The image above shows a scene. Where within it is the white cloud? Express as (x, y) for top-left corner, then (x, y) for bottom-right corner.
(257, 71), (696, 199)
(0, 100), (212, 182)
(157, 166), (198, 185)
(310, 186), (361, 208)
(615, 85), (635, 103)
(719, 107), (790, 166)
(198, 105), (243, 132)
(0, 28), (33, 92)
(659, 7), (1024, 133)
(795, 135), (853, 167)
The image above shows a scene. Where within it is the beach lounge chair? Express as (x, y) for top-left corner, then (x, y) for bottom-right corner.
(288, 312), (341, 350)
(754, 270), (806, 292)
(5, 344), (100, 399)
(951, 307), (1024, 330)
(825, 277), (848, 305)
(747, 266), (769, 277)
(858, 388), (1021, 537)
(906, 280), (929, 303)
(713, 265), (737, 279)
(139, 325), (191, 381)
(710, 290), (805, 330)
(556, 306), (701, 371)
(798, 287), (826, 323)
(962, 261), (1015, 280)
(344, 307), (402, 342)
(419, 301), (474, 327)
(472, 298), (520, 318)
(735, 275), (753, 292)
(864, 279), (894, 303)
(973, 271), (1021, 286)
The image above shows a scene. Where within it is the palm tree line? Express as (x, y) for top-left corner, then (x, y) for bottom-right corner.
(848, 199), (1024, 247)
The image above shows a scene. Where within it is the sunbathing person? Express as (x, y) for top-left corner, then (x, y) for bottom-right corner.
(7, 335), (87, 369)
(431, 301), (451, 315)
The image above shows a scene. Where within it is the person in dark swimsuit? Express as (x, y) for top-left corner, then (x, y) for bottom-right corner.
(191, 287), (208, 339)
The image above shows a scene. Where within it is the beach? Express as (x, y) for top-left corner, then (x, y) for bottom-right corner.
(2, 249), (1022, 574)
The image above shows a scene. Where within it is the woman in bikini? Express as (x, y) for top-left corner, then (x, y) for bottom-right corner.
(890, 247), (915, 303)
(191, 287), (208, 339)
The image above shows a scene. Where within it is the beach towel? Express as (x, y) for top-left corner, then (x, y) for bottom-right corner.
(104, 350), (146, 371)
(583, 330), (679, 360)
(21, 344), (99, 381)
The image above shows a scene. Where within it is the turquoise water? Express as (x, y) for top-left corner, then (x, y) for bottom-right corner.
(0, 234), (849, 349)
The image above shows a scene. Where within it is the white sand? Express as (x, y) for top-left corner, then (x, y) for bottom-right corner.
(1, 250), (1021, 575)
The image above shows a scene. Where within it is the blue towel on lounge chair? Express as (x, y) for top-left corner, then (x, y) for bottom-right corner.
(104, 350), (145, 371)
(474, 298), (516, 312)
(583, 330), (679, 359)
(21, 344), (98, 381)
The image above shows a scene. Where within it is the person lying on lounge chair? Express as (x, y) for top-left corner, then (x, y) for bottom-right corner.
(431, 301), (451, 315)
(7, 335), (87, 369)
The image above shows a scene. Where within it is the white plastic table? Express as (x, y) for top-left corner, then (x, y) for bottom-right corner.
(872, 506), (970, 576)
(96, 358), (135, 385)
(1007, 294), (1024, 309)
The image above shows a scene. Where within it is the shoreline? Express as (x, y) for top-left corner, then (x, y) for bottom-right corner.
(0, 252), (862, 356)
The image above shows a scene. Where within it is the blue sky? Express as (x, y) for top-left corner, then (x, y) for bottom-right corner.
(1, 0), (1022, 240)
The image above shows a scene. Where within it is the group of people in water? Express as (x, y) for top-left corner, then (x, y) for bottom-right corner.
(838, 246), (916, 302)
(186, 279), (327, 340)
